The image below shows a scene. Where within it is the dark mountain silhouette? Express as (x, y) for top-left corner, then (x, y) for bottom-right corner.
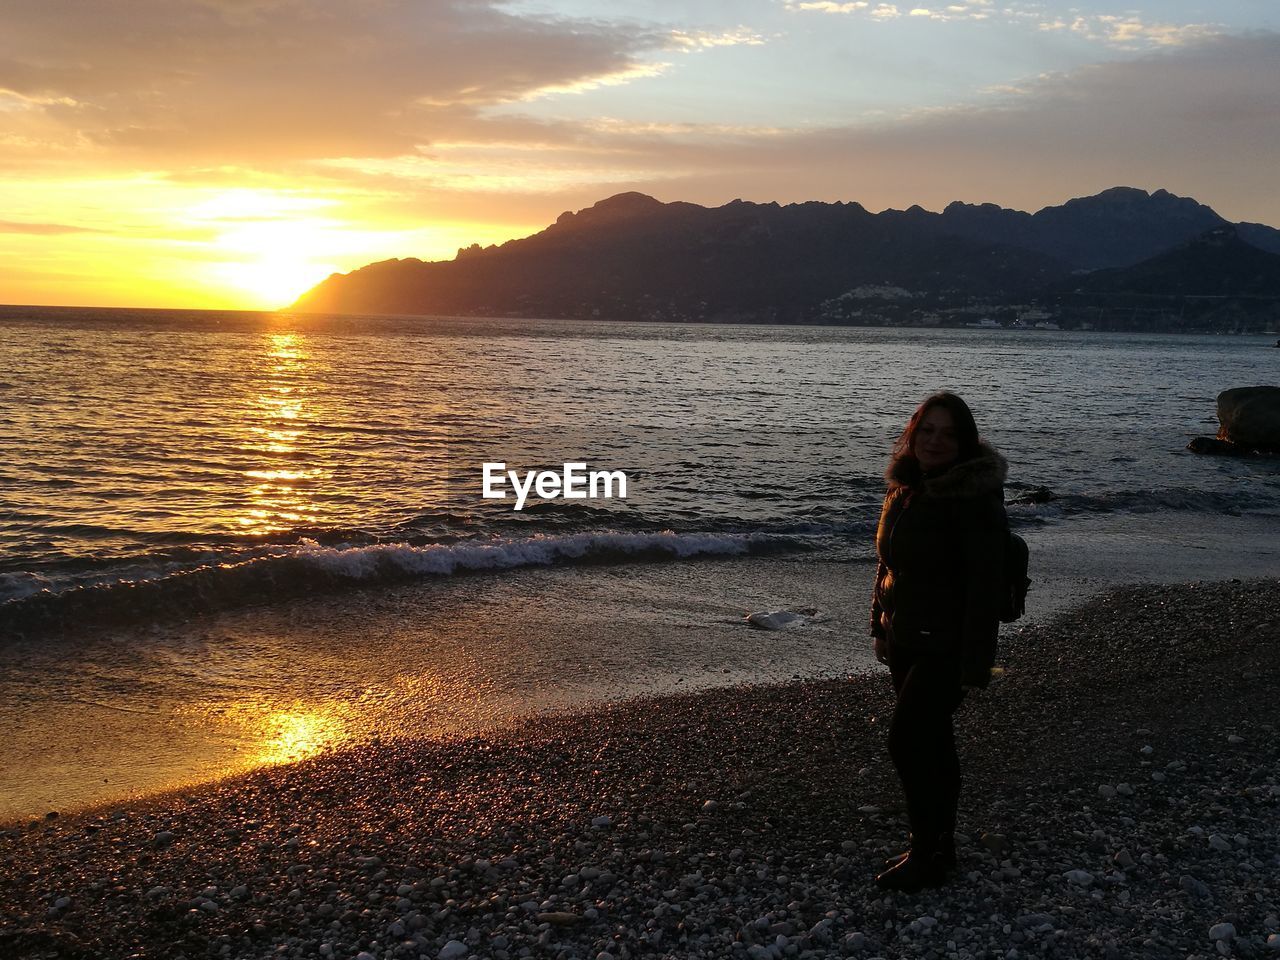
(1065, 225), (1280, 296)
(924, 186), (1267, 269)
(292, 188), (1280, 326)
(295, 192), (1063, 322)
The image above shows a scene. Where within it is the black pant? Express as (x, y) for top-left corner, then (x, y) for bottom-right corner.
(887, 646), (966, 854)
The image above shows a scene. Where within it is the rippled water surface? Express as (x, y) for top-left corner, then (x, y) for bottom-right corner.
(2, 306), (1277, 616)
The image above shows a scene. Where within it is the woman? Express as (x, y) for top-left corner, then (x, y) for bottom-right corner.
(869, 391), (1008, 892)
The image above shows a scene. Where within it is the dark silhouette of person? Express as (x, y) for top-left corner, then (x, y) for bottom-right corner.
(869, 391), (1008, 892)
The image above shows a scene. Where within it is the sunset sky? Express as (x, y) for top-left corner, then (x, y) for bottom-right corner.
(3, 0), (1277, 309)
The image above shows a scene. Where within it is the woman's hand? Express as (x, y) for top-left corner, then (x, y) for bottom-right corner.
(873, 634), (889, 665)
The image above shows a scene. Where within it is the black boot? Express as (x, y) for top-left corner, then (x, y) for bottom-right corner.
(882, 832), (916, 869)
(883, 832), (957, 870)
(874, 850), (945, 893)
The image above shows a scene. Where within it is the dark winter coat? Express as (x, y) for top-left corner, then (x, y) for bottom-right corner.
(870, 442), (1008, 688)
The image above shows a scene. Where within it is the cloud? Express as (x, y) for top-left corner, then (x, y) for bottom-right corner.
(0, 220), (104, 234)
(0, 0), (674, 165)
(668, 27), (768, 50)
(792, 1), (902, 18)
(519, 63), (674, 101)
(1039, 14), (1220, 50)
(789, 0), (1213, 37)
(787, 2), (869, 12)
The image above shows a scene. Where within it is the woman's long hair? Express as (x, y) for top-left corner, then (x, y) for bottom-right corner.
(891, 391), (983, 465)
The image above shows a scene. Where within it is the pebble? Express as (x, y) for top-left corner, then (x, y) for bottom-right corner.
(5, 579), (1279, 960)
(537, 912), (581, 925)
(1209, 923), (1236, 942)
(1181, 875), (1212, 900)
(1017, 913), (1054, 928)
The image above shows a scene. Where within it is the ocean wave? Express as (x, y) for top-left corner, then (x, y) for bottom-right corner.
(0, 529), (816, 636)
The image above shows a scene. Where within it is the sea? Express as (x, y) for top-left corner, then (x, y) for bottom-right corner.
(2, 305), (1278, 820)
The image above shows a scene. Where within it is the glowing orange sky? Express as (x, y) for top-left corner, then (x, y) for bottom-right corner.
(0, 178), (535, 309)
(2, 1), (1276, 309)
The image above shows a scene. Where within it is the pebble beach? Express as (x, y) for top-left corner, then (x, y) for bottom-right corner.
(2, 578), (1278, 960)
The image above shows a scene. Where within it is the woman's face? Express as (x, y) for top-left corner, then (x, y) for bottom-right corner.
(914, 405), (960, 472)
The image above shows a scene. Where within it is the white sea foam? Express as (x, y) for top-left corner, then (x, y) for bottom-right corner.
(0, 529), (804, 617)
(0, 570), (54, 604)
(293, 529), (786, 579)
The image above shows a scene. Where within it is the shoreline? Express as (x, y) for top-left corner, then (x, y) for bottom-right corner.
(7, 509), (1280, 823)
(3, 578), (1279, 959)
(8, 303), (1280, 337)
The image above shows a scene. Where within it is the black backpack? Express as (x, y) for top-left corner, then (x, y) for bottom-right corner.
(1001, 531), (1031, 622)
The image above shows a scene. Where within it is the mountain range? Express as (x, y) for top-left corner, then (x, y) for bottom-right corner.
(293, 187), (1280, 330)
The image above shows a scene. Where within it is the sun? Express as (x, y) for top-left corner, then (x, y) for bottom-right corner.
(178, 187), (527, 310)
(211, 219), (342, 309)
(185, 190), (347, 308)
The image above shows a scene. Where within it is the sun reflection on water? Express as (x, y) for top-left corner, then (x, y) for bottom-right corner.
(239, 331), (329, 534)
(205, 699), (356, 768)
(251, 706), (350, 766)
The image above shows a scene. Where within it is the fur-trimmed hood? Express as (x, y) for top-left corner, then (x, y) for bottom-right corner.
(886, 440), (1007, 498)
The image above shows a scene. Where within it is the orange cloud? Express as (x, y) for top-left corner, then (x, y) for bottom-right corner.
(0, 0), (673, 167)
(0, 220), (104, 235)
